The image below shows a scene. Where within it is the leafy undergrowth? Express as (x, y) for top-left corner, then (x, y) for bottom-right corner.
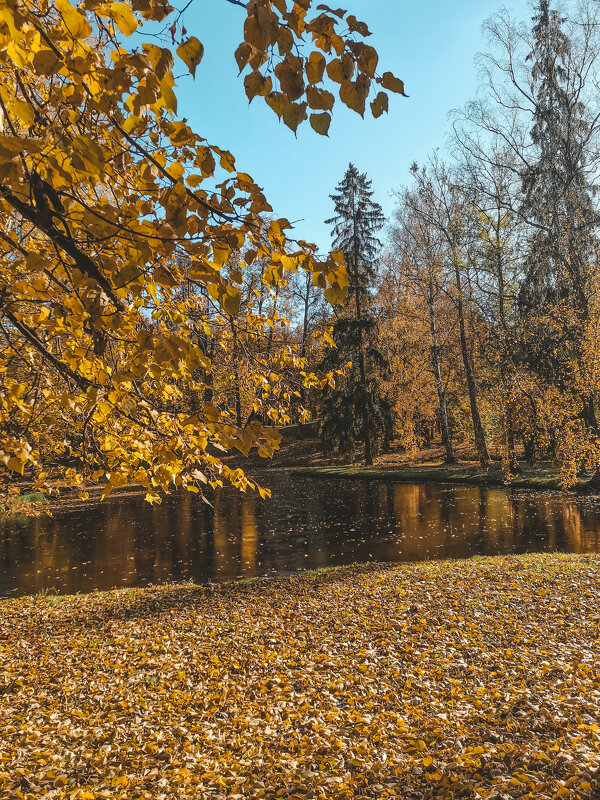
(1, 555), (599, 799)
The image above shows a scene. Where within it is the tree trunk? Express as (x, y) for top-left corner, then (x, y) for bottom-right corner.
(427, 281), (456, 464)
(453, 256), (490, 468)
(355, 283), (372, 466)
(494, 229), (518, 472)
(581, 392), (598, 431)
(233, 361), (242, 427)
(229, 316), (242, 427)
(267, 285), (279, 355)
(523, 435), (536, 465)
(505, 404), (519, 471)
(300, 273), (311, 359)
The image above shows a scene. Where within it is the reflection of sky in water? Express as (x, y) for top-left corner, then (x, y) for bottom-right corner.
(1, 477), (600, 597)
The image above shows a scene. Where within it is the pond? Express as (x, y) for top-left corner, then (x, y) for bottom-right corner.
(1, 474), (600, 598)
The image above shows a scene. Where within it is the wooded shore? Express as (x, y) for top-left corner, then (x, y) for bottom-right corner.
(291, 464), (593, 492)
(1, 460), (594, 520)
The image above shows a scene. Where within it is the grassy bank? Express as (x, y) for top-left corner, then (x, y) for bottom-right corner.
(0, 490), (48, 517)
(1, 553), (599, 799)
(291, 464), (588, 492)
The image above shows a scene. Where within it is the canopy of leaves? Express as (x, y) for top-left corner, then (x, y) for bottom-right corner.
(0, 553), (598, 798)
(0, 0), (406, 502)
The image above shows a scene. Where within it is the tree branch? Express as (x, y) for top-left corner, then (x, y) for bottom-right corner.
(3, 309), (99, 391)
(0, 184), (125, 311)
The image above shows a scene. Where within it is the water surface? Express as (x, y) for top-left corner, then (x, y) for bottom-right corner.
(1, 475), (600, 597)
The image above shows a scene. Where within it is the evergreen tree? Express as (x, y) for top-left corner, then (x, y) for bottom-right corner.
(320, 164), (392, 465)
(519, 0), (599, 430)
(520, 0), (596, 318)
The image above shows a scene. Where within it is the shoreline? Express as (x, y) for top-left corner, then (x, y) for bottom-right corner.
(290, 464), (595, 493)
(2, 458), (597, 521)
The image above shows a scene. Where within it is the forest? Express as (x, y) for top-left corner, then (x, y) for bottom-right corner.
(261, 0), (600, 488)
(1, 2), (600, 799)
(2, 1), (600, 502)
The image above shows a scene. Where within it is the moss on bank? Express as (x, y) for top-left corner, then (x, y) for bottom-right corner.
(0, 490), (47, 517)
(1, 553), (599, 799)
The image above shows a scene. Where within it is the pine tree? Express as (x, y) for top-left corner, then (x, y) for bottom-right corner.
(320, 164), (392, 465)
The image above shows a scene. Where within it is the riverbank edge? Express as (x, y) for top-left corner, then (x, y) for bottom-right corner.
(290, 465), (596, 492)
(0, 461), (595, 521)
(7, 551), (597, 604)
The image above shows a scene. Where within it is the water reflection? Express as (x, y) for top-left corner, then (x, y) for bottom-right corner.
(1, 477), (600, 597)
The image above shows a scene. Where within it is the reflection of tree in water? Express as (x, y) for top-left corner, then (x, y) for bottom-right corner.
(240, 498), (259, 574)
(562, 502), (600, 552)
(2, 477), (600, 597)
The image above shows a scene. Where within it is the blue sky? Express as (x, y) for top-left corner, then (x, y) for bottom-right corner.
(170, 0), (533, 252)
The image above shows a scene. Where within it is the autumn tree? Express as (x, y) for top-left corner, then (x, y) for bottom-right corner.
(319, 164), (391, 465)
(454, 0), (600, 481)
(407, 159), (491, 469)
(0, 0), (406, 502)
(383, 187), (458, 463)
(517, 0), (600, 444)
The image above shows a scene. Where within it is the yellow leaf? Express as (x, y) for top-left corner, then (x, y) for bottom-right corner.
(4, 456), (24, 475)
(70, 135), (105, 175)
(32, 49), (61, 75)
(275, 56), (304, 101)
(244, 9), (277, 51)
(234, 42), (252, 73)
(346, 14), (371, 36)
(245, 70), (272, 102)
(326, 58), (345, 84)
(306, 86), (334, 111)
(97, 3), (138, 36)
(122, 115), (141, 133)
(282, 100), (307, 133)
(370, 91), (389, 118)
(309, 112), (331, 136)
(223, 290), (241, 316)
(177, 37), (204, 78)
(143, 44), (174, 81)
(354, 43), (378, 77)
(339, 74), (370, 116)
(160, 78), (178, 114)
(168, 162), (185, 180)
(7, 98), (35, 128)
(55, 0), (90, 38)
(306, 51), (326, 84)
(266, 91), (287, 118)
(380, 71), (407, 96)
(277, 27), (293, 55)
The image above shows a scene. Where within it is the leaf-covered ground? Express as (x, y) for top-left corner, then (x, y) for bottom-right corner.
(1, 554), (599, 799)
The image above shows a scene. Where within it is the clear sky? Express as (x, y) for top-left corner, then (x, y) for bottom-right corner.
(170, 0), (534, 252)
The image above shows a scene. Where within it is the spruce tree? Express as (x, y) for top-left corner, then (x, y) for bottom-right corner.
(520, 0), (595, 318)
(320, 164), (392, 465)
(519, 1), (599, 429)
